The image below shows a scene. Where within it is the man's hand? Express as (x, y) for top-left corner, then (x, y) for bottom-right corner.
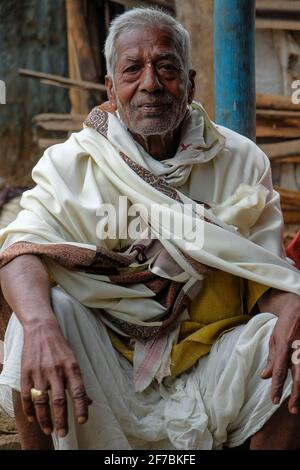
(21, 317), (92, 437)
(0, 255), (92, 437)
(259, 289), (300, 414)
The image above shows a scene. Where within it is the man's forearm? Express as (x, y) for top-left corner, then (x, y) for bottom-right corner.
(258, 288), (300, 317)
(0, 254), (56, 330)
(0, 254), (91, 433)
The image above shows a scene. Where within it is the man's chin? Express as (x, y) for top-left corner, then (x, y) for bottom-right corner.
(134, 127), (174, 136)
(130, 117), (176, 136)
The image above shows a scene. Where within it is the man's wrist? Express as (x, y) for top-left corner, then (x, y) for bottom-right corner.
(258, 288), (300, 317)
(21, 309), (58, 334)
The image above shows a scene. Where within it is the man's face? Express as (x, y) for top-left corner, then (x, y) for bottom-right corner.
(105, 27), (195, 137)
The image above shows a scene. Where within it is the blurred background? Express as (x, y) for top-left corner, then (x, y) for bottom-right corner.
(1, 2), (300, 245)
(0, 1), (299, 186)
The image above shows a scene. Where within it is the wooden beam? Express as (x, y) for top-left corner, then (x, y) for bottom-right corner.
(175, 0), (214, 118)
(113, 0), (175, 11)
(276, 187), (300, 208)
(259, 139), (300, 159)
(34, 120), (83, 132)
(33, 113), (86, 122)
(257, 109), (300, 118)
(256, 92), (300, 111)
(256, 1), (300, 13)
(66, 0), (103, 114)
(38, 138), (66, 149)
(256, 18), (300, 31)
(33, 113), (85, 132)
(283, 211), (300, 224)
(271, 156), (300, 164)
(256, 123), (300, 138)
(18, 69), (106, 92)
(257, 116), (300, 130)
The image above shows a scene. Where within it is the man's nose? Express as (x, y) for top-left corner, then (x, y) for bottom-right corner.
(140, 65), (163, 93)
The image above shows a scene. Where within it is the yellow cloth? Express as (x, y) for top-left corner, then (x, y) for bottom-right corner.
(109, 269), (269, 377)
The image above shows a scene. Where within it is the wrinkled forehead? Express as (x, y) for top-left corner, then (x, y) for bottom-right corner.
(114, 26), (183, 65)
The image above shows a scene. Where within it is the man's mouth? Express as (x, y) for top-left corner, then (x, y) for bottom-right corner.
(139, 103), (170, 113)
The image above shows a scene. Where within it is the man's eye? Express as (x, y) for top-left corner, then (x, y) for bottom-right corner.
(124, 66), (140, 73)
(159, 64), (177, 71)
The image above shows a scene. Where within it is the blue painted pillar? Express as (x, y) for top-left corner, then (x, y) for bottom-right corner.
(214, 0), (256, 141)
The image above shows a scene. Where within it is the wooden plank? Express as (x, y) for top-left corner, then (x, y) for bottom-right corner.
(66, 0), (103, 114)
(114, 0), (175, 11)
(38, 138), (66, 149)
(66, 0), (99, 83)
(283, 211), (300, 224)
(35, 120), (83, 132)
(281, 204), (300, 210)
(175, 0), (214, 118)
(280, 118), (300, 128)
(34, 114), (85, 133)
(87, 0), (104, 81)
(271, 156), (300, 164)
(257, 109), (300, 118)
(276, 187), (300, 207)
(18, 69), (106, 92)
(259, 139), (300, 159)
(257, 92), (300, 111)
(256, 1), (300, 13)
(40, 79), (70, 89)
(257, 117), (300, 130)
(33, 113), (86, 122)
(256, 18), (300, 30)
(67, 9), (86, 115)
(256, 123), (300, 138)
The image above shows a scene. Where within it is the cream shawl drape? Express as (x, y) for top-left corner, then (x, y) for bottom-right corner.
(1, 102), (300, 389)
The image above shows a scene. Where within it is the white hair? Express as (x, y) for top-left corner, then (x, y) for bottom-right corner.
(104, 7), (192, 77)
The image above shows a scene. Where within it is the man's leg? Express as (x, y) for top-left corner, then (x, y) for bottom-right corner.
(12, 389), (54, 450)
(250, 398), (300, 450)
(4, 287), (134, 450)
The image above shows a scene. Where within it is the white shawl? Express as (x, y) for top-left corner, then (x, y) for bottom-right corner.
(0, 102), (299, 389)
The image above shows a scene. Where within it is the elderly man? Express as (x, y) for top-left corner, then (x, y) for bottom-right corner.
(1, 7), (300, 451)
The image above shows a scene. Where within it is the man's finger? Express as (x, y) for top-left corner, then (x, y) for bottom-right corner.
(20, 373), (36, 422)
(261, 337), (275, 379)
(270, 344), (290, 404)
(66, 363), (91, 424)
(288, 364), (300, 414)
(31, 378), (53, 435)
(50, 379), (68, 438)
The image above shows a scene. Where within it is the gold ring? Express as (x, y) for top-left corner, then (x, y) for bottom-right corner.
(30, 388), (49, 402)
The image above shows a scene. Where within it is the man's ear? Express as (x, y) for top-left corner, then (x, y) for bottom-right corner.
(105, 75), (117, 110)
(188, 69), (196, 104)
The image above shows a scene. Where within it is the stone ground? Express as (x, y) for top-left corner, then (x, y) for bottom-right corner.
(0, 410), (20, 450)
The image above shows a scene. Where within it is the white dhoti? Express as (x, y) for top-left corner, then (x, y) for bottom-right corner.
(0, 287), (292, 450)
